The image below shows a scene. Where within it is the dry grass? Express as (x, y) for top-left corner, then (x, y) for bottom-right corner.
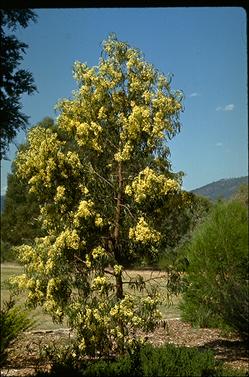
(122, 268), (181, 319)
(1, 263), (68, 330)
(1, 263), (181, 330)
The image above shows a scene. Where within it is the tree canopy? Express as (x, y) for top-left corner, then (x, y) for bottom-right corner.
(0, 9), (37, 159)
(12, 34), (186, 356)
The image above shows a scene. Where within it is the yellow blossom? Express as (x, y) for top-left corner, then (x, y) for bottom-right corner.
(76, 200), (95, 218)
(54, 186), (65, 202)
(129, 217), (161, 244)
(125, 167), (179, 203)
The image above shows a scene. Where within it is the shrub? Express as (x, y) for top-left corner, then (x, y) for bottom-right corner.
(180, 200), (249, 339)
(0, 298), (35, 366)
(35, 342), (248, 377)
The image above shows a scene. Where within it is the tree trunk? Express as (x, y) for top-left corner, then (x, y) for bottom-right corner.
(115, 272), (123, 300)
(114, 161), (124, 300)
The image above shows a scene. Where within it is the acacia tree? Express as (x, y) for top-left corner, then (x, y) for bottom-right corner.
(12, 34), (184, 356)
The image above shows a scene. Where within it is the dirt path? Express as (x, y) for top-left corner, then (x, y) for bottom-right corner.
(1, 320), (248, 376)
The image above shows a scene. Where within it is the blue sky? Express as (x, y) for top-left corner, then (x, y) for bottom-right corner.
(1, 7), (247, 194)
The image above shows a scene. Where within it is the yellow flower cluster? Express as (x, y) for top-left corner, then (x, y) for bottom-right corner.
(76, 200), (94, 218)
(94, 214), (103, 227)
(79, 184), (89, 195)
(125, 167), (179, 203)
(98, 106), (107, 120)
(55, 229), (80, 250)
(114, 142), (134, 162)
(85, 254), (91, 268)
(73, 61), (88, 81)
(10, 272), (46, 303)
(16, 127), (65, 193)
(47, 278), (59, 299)
(129, 216), (161, 244)
(84, 246), (109, 269)
(15, 125), (86, 197)
(54, 186), (65, 202)
(113, 264), (123, 275)
(112, 91), (181, 161)
(142, 90), (151, 104)
(92, 275), (111, 293)
(109, 295), (140, 323)
(75, 121), (102, 152)
(66, 151), (82, 173)
(153, 92), (182, 114)
(91, 246), (107, 260)
(10, 273), (29, 290)
(92, 276), (109, 289)
(74, 200), (104, 229)
(43, 298), (60, 315)
(128, 105), (151, 138)
(108, 292), (162, 334)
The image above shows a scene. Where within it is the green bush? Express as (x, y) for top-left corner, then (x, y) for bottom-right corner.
(180, 200), (249, 339)
(0, 299), (35, 366)
(140, 343), (222, 377)
(34, 342), (249, 377)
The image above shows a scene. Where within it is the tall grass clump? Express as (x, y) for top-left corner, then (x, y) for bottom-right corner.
(180, 200), (249, 339)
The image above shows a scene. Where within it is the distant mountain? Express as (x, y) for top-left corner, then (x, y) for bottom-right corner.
(191, 176), (248, 201)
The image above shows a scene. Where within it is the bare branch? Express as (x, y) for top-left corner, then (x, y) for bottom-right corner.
(89, 164), (115, 189)
(120, 203), (136, 220)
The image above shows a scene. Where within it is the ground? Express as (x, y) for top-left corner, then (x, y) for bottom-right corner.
(1, 265), (248, 375)
(1, 319), (248, 376)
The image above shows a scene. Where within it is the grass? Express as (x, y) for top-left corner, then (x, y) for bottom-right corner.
(1, 263), (23, 303)
(1, 263), (181, 330)
(1, 263), (68, 330)
(122, 269), (181, 319)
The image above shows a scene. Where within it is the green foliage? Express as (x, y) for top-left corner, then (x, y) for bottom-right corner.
(35, 342), (248, 377)
(0, 9), (37, 159)
(159, 192), (212, 276)
(140, 343), (221, 377)
(0, 240), (16, 262)
(231, 183), (248, 207)
(1, 118), (54, 255)
(1, 169), (42, 248)
(180, 200), (249, 339)
(0, 298), (35, 366)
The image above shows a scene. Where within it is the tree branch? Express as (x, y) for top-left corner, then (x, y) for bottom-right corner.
(89, 164), (115, 189)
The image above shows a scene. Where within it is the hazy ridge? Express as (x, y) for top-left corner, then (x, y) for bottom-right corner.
(191, 176), (248, 201)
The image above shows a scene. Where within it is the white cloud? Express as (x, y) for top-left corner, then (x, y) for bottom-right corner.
(216, 142), (223, 147)
(189, 92), (199, 97)
(224, 104), (235, 111)
(216, 104), (235, 111)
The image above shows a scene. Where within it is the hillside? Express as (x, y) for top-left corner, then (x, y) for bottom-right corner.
(191, 176), (248, 201)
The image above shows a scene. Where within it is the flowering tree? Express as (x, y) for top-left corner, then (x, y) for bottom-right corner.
(12, 34), (184, 356)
